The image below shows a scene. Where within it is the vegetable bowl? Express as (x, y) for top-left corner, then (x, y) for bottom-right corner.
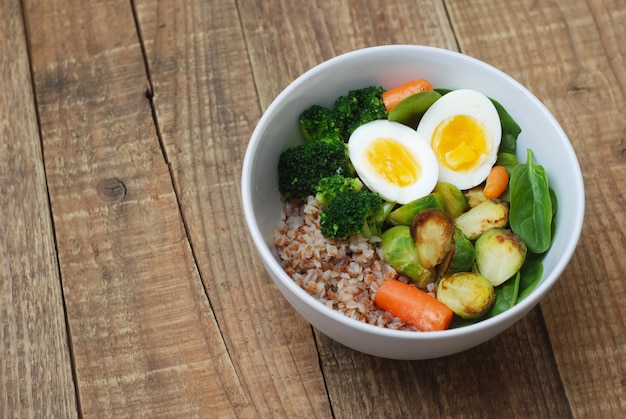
(241, 45), (584, 360)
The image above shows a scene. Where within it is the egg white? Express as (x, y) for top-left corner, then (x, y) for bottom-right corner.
(416, 89), (501, 190)
(348, 120), (439, 204)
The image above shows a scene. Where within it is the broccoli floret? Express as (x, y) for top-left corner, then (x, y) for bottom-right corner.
(278, 137), (354, 200)
(299, 105), (343, 142)
(298, 86), (388, 143)
(314, 174), (363, 206)
(319, 189), (393, 239)
(334, 86), (388, 138)
(365, 200), (396, 238)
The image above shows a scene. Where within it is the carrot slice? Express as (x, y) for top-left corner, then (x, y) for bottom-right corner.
(483, 165), (509, 199)
(375, 279), (453, 331)
(382, 78), (433, 112)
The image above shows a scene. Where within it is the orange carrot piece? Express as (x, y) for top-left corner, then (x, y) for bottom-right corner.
(483, 165), (509, 199)
(382, 78), (433, 111)
(375, 279), (453, 331)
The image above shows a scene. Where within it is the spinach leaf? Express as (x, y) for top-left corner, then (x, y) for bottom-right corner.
(434, 88), (452, 96)
(490, 98), (521, 154)
(549, 187), (558, 216)
(449, 314), (479, 329)
(518, 254), (544, 301)
(509, 149), (553, 254)
(496, 152), (519, 176)
(488, 272), (521, 317)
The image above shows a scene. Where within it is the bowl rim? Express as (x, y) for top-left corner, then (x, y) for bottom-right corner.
(241, 44), (585, 341)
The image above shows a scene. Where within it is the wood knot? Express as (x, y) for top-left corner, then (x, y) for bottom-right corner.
(98, 177), (126, 202)
(567, 82), (588, 95)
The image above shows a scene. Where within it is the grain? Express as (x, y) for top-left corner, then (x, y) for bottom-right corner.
(274, 196), (418, 330)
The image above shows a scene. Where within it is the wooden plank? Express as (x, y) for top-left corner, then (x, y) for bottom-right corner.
(22, 0), (256, 416)
(236, 0), (576, 417)
(447, 0), (626, 416)
(318, 309), (571, 418)
(240, 0), (459, 110)
(588, 0), (626, 94)
(134, 1), (333, 416)
(0, 0), (78, 416)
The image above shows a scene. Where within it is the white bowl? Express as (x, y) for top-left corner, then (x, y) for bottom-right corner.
(241, 45), (584, 360)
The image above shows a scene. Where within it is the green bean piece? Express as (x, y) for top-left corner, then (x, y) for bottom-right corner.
(509, 149), (553, 254)
(388, 91), (442, 128)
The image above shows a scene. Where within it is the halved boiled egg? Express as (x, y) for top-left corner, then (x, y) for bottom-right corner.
(416, 89), (501, 190)
(348, 120), (438, 204)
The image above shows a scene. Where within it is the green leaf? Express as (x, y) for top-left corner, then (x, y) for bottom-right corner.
(488, 272), (520, 317)
(490, 98), (521, 154)
(496, 152), (519, 176)
(509, 149), (553, 254)
(518, 255), (544, 301)
(434, 88), (453, 96)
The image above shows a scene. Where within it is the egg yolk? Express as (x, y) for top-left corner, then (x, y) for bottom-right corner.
(431, 114), (491, 171)
(365, 137), (421, 187)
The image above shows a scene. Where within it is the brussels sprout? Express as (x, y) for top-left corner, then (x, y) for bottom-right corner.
(437, 272), (496, 319)
(463, 186), (487, 208)
(454, 199), (509, 240)
(433, 182), (468, 218)
(440, 227), (475, 276)
(475, 228), (527, 286)
(387, 193), (446, 226)
(381, 225), (435, 288)
(410, 208), (454, 269)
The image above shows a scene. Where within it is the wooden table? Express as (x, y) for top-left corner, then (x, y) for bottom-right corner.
(1, 0), (624, 417)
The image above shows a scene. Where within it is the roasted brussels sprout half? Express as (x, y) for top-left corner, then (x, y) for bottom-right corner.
(463, 186), (487, 208)
(433, 182), (468, 219)
(410, 208), (454, 269)
(454, 199), (509, 240)
(437, 272), (496, 319)
(387, 193), (446, 226)
(475, 228), (527, 286)
(381, 225), (435, 288)
(439, 226), (475, 276)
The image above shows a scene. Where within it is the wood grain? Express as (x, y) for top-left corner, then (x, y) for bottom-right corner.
(4, 0), (622, 416)
(0, 0), (78, 416)
(240, 0), (459, 110)
(447, 0), (626, 416)
(134, 0), (332, 416)
(318, 308), (572, 418)
(236, 0), (574, 417)
(22, 0), (255, 416)
(236, 0), (624, 417)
